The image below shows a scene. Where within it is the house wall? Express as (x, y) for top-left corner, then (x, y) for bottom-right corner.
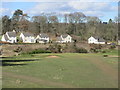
(118, 40), (120, 45)
(66, 35), (72, 42)
(88, 36), (105, 44)
(6, 32), (17, 43)
(7, 33), (17, 43)
(9, 37), (17, 43)
(88, 37), (98, 44)
(98, 42), (105, 44)
(1, 35), (6, 42)
(38, 41), (45, 43)
(20, 33), (25, 42)
(20, 33), (36, 43)
(25, 36), (35, 43)
(36, 35), (49, 43)
(40, 37), (49, 42)
(2, 34), (17, 43)
(61, 35), (72, 43)
(56, 40), (63, 43)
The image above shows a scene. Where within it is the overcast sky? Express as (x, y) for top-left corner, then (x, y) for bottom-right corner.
(1, 0), (119, 22)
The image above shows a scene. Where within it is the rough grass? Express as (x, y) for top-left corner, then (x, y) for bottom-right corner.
(2, 50), (118, 88)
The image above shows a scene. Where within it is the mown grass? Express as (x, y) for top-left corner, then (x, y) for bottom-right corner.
(2, 49), (118, 88)
(2, 76), (57, 88)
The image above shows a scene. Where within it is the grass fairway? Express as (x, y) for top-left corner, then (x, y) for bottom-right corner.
(2, 50), (118, 88)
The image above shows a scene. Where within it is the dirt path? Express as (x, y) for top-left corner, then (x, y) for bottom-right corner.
(85, 56), (118, 80)
(3, 72), (77, 88)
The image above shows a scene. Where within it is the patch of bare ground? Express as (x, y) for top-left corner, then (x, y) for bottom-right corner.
(3, 72), (77, 88)
(108, 55), (119, 58)
(85, 56), (118, 80)
(46, 55), (59, 58)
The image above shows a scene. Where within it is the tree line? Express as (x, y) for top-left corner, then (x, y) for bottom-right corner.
(1, 9), (118, 41)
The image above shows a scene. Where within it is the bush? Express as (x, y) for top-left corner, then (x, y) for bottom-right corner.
(76, 48), (88, 53)
(13, 47), (22, 53)
(28, 49), (51, 54)
(90, 48), (99, 53)
(101, 50), (106, 53)
(48, 44), (62, 53)
(103, 55), (108, 57)
(91, 44), (102, 49)
(63, 43), (77, 53)
(109, 45), (116, 49)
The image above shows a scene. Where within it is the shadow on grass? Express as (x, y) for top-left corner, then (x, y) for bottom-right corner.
(2, 63), (27, 66)
(0, 57), (14, 59)
(0, 59), (39, 66)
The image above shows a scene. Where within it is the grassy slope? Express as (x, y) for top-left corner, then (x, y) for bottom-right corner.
(2, 50), (118, 88)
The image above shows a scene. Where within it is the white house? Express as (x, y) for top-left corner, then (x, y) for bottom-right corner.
(20, 32), (36, 43)
(36, 33), (49, 43)
(88, 36), (106, 44)
(1, 31), (17, 43)
(56, 34), (72, 43)
(118, 40), (120, 45)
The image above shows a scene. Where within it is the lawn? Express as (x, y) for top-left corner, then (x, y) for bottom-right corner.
(2, 50), (118, 88)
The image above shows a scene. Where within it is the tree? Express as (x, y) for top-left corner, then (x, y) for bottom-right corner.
(48, 16), (58, 23)
(48, 15), (58, 34)
(73, 12), (86, 37)
(67, 12), (86, 36)
(114, 16), (120, 23)
(86, 16), (101, 25)
(2, 15), (11, 34)
(32, 16), (47, 33)
(73, 12), (86, 23)
(109, 19), (113, 24)
(18, 14), (30, 32)
(12, 9), (23, 21)
(1, 9), (118, 42)
(10, 9), (23, 31)
(64, 14), (69, 24)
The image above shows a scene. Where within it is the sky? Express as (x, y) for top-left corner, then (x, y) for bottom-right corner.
(0, 0), (119, 22)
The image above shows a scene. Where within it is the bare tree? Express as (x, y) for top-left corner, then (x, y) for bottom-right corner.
(48, 15), (58, 34)
(32, 16), (47, 33)
(18, 14), (30, 32)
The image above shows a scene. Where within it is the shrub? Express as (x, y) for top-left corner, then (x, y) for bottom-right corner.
(101, 50), (106, 53)
(63, 43), (77, 53)
(109, 45), (116, 49)
(76, 48), (88, 53)
(13, 47), (22, 53)
(48, 44), (62, 53)
(28, 49), (51, 54)
(90, 48), (99, 53)
(103, 55), (108, 57)
(91, 44), (102, 49)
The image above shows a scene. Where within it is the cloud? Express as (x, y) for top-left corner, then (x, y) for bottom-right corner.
(68, 1), (117, 12)
(111, 6), (118, 11)
(0, 8), (9, 13)
(2, 0), (119, 2)
(26, 1), (117, 18)
(27, 2), (74, 15)
(0, 8), (22, 17)
(1, 0), (118, 21)
(2, 0), (69, 2)
(0, 8), (11, 16)
(83, 11), (104, 17)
